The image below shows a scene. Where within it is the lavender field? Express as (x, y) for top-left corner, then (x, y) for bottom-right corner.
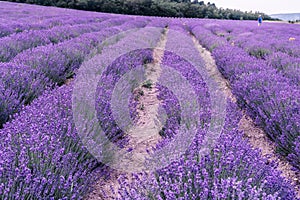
(0, 1), (299, 200)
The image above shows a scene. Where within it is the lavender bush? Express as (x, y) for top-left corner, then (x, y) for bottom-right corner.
(96, 49), (154, 145)
(118, 102), (297, 200)
(0, 63), (47, 126)
(0, 84), (98, 199)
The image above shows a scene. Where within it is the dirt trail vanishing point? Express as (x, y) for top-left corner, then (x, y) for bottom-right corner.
(191, 34), (300, 198)
(85, 28), (169, 200)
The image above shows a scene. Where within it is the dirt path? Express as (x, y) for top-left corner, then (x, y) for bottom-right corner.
(125, 28), (168, 169)
(85, 28), (169, 200)
(191, 34), (300, 198)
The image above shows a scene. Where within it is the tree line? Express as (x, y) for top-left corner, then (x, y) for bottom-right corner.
(5, 0), (274, 20)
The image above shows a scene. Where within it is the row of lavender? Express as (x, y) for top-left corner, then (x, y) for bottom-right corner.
(117, 23), (297, 199)
(189, 20), (300, 172)
(204, 20), (300, 85)
(0, 84), (98, 199)
(0, 21), (169, 199)
(120, 105), (297, 199)
(0, 16), (151, 127)
(0, 17), (126, 62)
(0, 1), (111, 38)
(0, 2), (139, 126)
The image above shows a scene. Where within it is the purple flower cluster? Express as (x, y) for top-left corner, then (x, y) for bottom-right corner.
(0, 84), (98, 199)
(145, 17), (170, 28)
(96, 49), (154, 145)
(193, 20), (300, 85)
(0, 63), (48, 126)
(118, 102), (297, 199)
(0, 18), (117, 62)
(0, 1), (109, 38)
(266, 52), (300, 85)
(225, 22), (300, 85)
(191, 21), (300, 171)
(156, 84), (182, 139)
(11, 18), (147, 85)
(0, 17), (148, 127)
(158, 50), (211, 139)
(152, 52), (211, 156)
